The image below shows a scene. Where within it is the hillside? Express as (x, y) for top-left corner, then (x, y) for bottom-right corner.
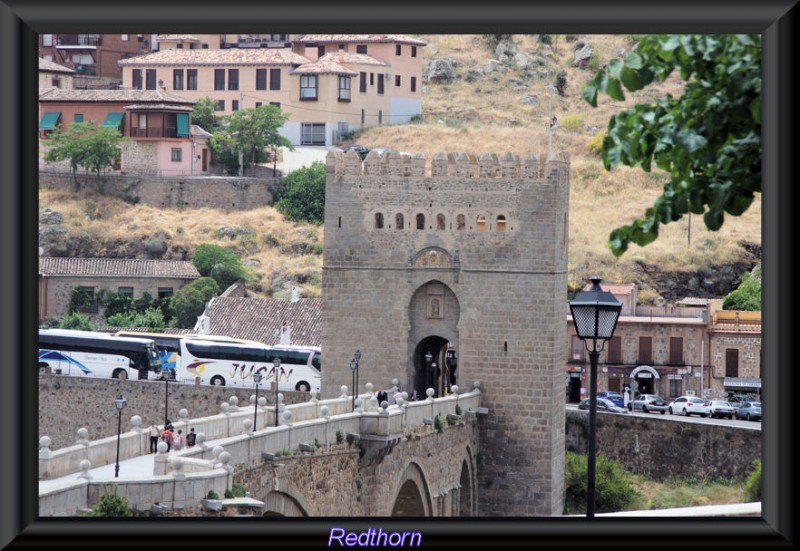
(38, 34), (761, 307)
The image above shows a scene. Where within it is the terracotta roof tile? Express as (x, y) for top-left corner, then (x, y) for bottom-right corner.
(319, 52), (388, 67)
(156, 34), (201, 42)
(204, 297), (321, 347)
(39, 257), (200, 279)
(39, 88), (195, 105)
(118, 48), (309, 67)
(297, 34), (427, 46)
(292, 59), (358, 76)
(39, 57), (75, 74)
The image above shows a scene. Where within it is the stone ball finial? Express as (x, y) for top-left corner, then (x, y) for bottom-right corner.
(250, 394), (257, 404)
(426, 388), (435, 398)
(283, 410), (293, 422)
(169, 456), (184, 471)
(381, 401), (389, 411)
(221, 402), (230, 413)
(365, 382), (373, 392)
(340, 385), (349, 398)
(258, 396), (267, 407)
(277, 393), (284, 403)
(320, 405), (330, 417)
(310, 390), (318, 401)
(196, 433), (207, 446)
(229, 396), (239, 407)
(473, 380), (482, 389)
(39, 436), (52, 448)
(401, 392), (408, 401)
(212, 445), (224, 459)
(396, 397), (405, 407)
(218, 451), (231, 465)
(451, 385), (459, 395)
(79, 459), (91, 472)
(77, 427), (89, 440)
(178, 408), (188, 420)
(355, 398), (363, 409)
(243, 418), (253, 432)
(157, 440), (168, 454)
(130, 415), (142, 428)
(392, 378), (399, 386)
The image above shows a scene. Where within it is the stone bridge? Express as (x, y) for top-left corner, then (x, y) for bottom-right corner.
(39, 384), (482, 517)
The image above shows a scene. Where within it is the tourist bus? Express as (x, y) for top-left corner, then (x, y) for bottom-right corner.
(38, 328), (163, 380)
(176, 339), (322, 392)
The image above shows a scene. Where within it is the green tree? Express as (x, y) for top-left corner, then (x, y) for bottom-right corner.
(192, 96), (220, 132)
(563, 450), (639, 514)
(723, 263), (761, 311)
(43, 121), (128, 190)
(192, 244), (245, 277)
(89, 485), (133, 517)
(170, 277), (220, 328)
(583, 35), (761, 256)
(212, 105), (293, 176)
(58, 312), (95, 331)
(274, 161), (326, 225)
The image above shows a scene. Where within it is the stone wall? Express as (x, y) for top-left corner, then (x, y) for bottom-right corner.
(38, 373), (308, 450)
(565, 410), (761, 481)
(39, 172), (282, 210)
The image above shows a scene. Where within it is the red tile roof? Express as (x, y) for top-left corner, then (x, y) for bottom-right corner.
(39, 88), (195, 105)
(319, 52), (389, 67)
(293, 59), (358, 76)
(297, 34), (427, 46)
(39, 257), (200, 279)
(39, 58), (75, 74)
(118, 48), (309, 67)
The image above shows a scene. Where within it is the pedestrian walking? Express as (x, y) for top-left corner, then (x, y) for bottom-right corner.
(173, 429), (183, 451)
(186, 427), (196, 448)
(148, 423), (160, 453)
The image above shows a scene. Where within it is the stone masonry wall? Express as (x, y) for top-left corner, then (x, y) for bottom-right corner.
(38, 373), (308, 450)
(322, 150), (569, 516)
(39, 172), (282, 210)
(565, 410), (761, 481)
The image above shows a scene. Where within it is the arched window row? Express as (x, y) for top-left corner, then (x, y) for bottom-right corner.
(372, 212), (511, 231)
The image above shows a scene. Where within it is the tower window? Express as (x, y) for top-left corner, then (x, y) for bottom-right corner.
(476, 215), (487, 231)
(456, 214), (466, 230)
(437, 214), (446, 230)
(497, 215), (507, 231)
(396, 213), (404, 230)
(375, 212), (384, 229)
(416, 213), (425, 230)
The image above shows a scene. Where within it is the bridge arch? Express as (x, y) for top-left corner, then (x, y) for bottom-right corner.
(261, 489), (309, 517)
(459, 444), (477, 516)
(389, 461), (433, 517)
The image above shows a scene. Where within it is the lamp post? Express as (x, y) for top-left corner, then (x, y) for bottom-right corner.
(424, 351), (433, 395)
(253, 371), (263, 431)
(569, 276), (622, 518)
(114, 394), (127, 478)
(351, 350), (362, 411)
(272, 357), (281, 426)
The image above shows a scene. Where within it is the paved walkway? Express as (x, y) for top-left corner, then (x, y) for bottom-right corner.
(275, 146), (336, 174)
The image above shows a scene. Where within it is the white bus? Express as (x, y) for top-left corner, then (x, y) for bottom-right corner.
(38, 328), (163, 380)
(176, 339), (322, 392)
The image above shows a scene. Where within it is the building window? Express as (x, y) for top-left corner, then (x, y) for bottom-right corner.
(338, 44), (345, 50)
(232, 99), (239, 111)
(270, 102), (281, 109)
(300, 123), (326, 145)
(416, 213), (425, 230)
(412, 46), (417, 57)
(375, 213), (384, 229)
(638, 336), (653, 364)
(361, 109), (365, 125)
(176, 44), (183, 49)
(158, 287), (174, 299)
(359, 72), (367, 93)
(437, 214), (446, 230)
(137, 113), (147, 130)
(571, 335), (585, 362)
(171, 148), (182, 162)
(121, 34), (129, 41)
(270, 68), (281, 90)
(377, 74), (384, 95)
(74, 114), (84, 123)
(370, 73), (374, 86)
(187, 69), (198, 90)
(338, 76), (351, 101)
(145, 69), (157, 90)
(726, 349), (739, 377)
(132, 69), (143, 90)
(256, 68), (267, 90)
(607, 336), (622, 363)
(214, 69), (225, 90)
(456, 214), (466, 230)
(173, 69), (184, 90)
(395, 75), (401, 87)
(378, 110), (383, 125)
(476, 215), (487, 231)
(228, 69), (239, 90)
(396, 213), (404, 230)
(216, 100), (225, 111)
(356, 44), (367, 54)
(42, 34), (53, 47)
(669, 337), (684, 365)
(669, 378), (683, 397)
(51, 77), (62, 88)
(118, 286), (134, 298)
(396, 44), (402, 56)
(318, 45), (326, 57)
(496, 215), (507, 231)
(255, 102), (262, 108)
(300, 75), (318, 100)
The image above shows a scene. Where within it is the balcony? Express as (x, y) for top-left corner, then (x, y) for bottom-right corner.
(56, 35), (102, 47)
(131, 127), (178, 139)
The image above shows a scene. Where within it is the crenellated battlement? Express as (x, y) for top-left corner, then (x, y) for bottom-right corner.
(326, 149), (569, 179)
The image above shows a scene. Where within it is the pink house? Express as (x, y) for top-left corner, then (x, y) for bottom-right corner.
(38, 88), (211, 176)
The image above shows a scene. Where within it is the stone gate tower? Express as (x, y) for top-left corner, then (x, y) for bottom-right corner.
(322, 149), (569, 516)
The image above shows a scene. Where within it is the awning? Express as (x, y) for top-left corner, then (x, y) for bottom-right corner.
(39, 111), (61, 130)
(176, 113), (190, 137)
(724, 377), (761, 389)
(101, 112), (125, 129)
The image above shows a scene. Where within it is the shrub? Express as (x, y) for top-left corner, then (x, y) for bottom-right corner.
(563, 450), (639, 514)
(587, 131), (607, 156)
(744, 459), (761, 502)
(170, 276), (221, 328)
(192, 243), (244, 277)
(231, 483), (248, 497)
(91, 485), (133, 517)
(336, 430), (345, 444)
(58, 312), (95, 331)
(224, 489), (234, 498)
(274, 161), (326, 225)
(560, 115), (583, 133)
(206, 490), (220, 500)
(434, 414), (445, 432)
(555, 70), (568, 96)
(538, 34), (553, 45)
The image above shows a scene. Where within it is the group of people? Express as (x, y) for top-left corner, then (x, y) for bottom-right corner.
(148, 421), (196, 453)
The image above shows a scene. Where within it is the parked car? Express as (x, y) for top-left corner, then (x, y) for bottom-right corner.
(705, 399), (736, 419)
(578, 397), (628, 414)
(668, 396), (709, 417)
(628, 394), (669, 414)
(343, 144), (369, 160)
(735, 401), (762, 421)
(597, 391), (625, 408)
(369, 147), (399, 156)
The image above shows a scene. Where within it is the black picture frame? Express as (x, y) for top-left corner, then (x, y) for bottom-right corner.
(2, 1), (795, 548)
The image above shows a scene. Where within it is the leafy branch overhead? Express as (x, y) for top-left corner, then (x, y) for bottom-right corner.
(583, 35), (761, 256)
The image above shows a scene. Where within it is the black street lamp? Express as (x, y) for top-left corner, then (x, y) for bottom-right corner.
(253, 371), (263, 431)
(424, 351), (433, 394)
(163, 369), (171, 430)
(350, 350), (362, 411)
(272, 357), (281, 426)
(569, 276), (622, 518)
(114, 394), (127, 478)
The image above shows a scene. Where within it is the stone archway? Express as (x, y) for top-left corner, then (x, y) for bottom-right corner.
(261, 490), (309, 517)
(458, 444), (477, 516)
(390, 462), (433, 517)
(630, 365), (661, 395)
(408, 280), (460, 398)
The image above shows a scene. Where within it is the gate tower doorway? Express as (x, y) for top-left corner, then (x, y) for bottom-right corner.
(413, 336), (449, 399)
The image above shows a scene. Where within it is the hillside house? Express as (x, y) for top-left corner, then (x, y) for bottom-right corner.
(38, 33), (153, 80)
(39, 58), (75, 90)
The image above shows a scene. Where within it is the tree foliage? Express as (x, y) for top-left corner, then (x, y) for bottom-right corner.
(191, 96), (220, 132)
(274, 161), (326, 225)
(563, 450), (639, 514)
(211, 105), (293, 176)
(584, 35), (761, 256)
(89, 485), (133, 517)
(43, 121), (127, 189)
(192, 244), (242, 276)
(170, 276), (220, 328)
(58, 312), (95, 331)
(723, 263), (761, 311)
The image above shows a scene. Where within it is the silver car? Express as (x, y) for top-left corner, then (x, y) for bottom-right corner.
(706, 400), (735, 419)
(628, 394), (669, 414)
(578, 397), (628, 414)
